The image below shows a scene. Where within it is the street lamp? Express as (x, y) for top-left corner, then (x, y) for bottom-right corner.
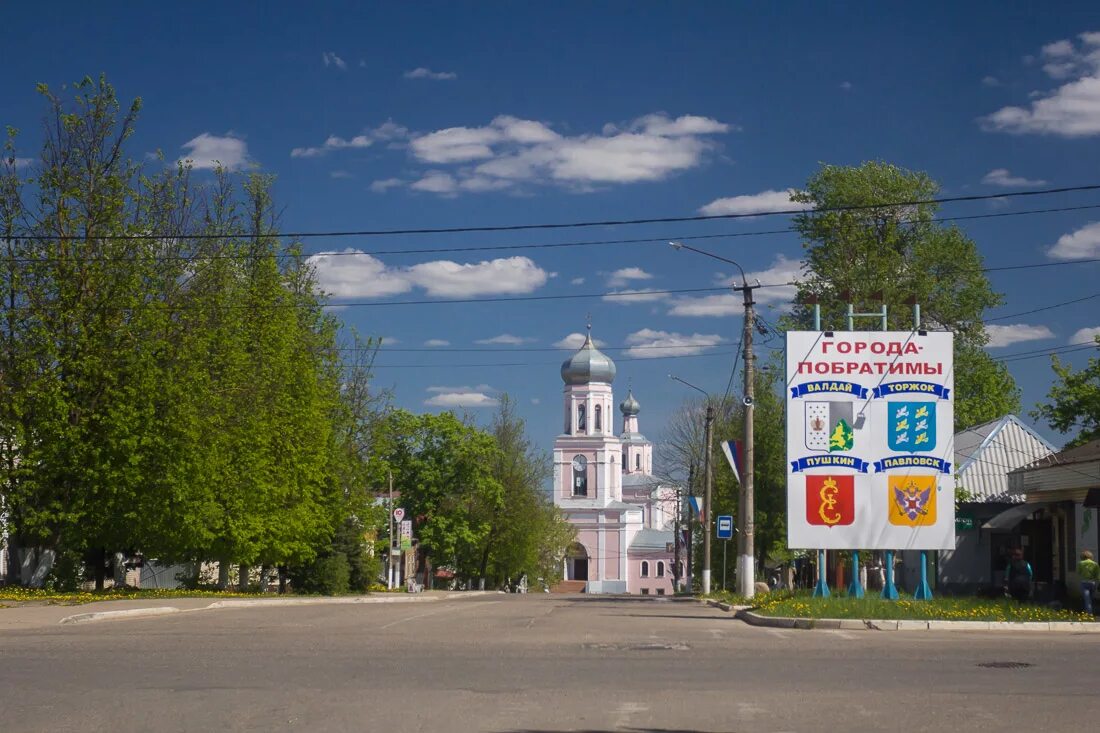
(668, 374), (716, 596)
(670, 241), (759, 599)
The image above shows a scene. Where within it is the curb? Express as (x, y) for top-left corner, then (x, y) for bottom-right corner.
(734, 609), (1100, 632)
(57, 591), (492, 625)
(60, 607), (181, 625)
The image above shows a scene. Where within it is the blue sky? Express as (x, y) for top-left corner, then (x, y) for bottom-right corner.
(4, 2), (1100, 454)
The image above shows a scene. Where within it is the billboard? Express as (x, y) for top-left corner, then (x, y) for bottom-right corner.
(786, 331), (955, 550)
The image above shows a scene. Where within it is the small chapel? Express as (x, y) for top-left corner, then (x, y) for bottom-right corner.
(552, 327), (680, 594)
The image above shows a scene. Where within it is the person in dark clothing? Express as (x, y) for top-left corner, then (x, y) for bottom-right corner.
(1004, 548), (1033, 602)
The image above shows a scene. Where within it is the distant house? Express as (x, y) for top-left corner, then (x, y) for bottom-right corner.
(918, 415), (1055, 594)
(1007, 438), (1100, 602)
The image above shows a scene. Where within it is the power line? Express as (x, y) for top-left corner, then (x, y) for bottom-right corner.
(366, 349), (738, 369)
(16, 183), (1100, 241)
(349, 340), (739, 353)
(984, 293), (1100, 322)
(991, 339), (1099, 361)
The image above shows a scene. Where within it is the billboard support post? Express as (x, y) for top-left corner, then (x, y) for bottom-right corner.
(881, 550), (900, 600)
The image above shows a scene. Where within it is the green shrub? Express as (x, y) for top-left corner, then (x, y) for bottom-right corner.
(289, 553), (351, 595)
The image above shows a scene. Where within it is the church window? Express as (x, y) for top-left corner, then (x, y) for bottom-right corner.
(594, 405), (602, 432)
(640, 561), (649, 577)
(641, 587), (650, 595)
(621, 452), (626, 470)
(577, 404), (586, 433)
(564, 406), (570, 435)
(635, 454), (641, 470)
(657, 588), (665, 596)
(657, 561), (665, 578)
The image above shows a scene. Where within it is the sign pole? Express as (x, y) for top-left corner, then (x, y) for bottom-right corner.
(810, 303), (830, 599)
(722, 540), (727, 592)
(387, 472), (394, 591)
(911, 299), (934, 601)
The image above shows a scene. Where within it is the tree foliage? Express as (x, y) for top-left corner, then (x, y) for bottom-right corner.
(789, 161), (1020, 429)
(1033, 337), (1100, 448)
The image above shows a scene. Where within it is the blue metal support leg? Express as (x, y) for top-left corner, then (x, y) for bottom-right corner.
(881, 550), (899, 600)
(812, 549), (830, 597)
(913, 550), (933, 600)
(847, 550), (865, 598)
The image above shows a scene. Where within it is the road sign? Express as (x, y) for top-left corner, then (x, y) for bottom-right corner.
(393, 507), (405, 522)
(717, 515), (734, 539)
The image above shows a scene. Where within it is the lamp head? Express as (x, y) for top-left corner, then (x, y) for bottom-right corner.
(669, 241), (683, 251)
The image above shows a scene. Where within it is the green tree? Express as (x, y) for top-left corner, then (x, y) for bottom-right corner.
(477, 395), (573, 588)
(789, 161), (1020, 429)
(375, 410), (504, 582)
(1033, 337), (1100, 448)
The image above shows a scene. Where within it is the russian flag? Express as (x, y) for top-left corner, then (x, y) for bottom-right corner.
(721, 440), (743, 485)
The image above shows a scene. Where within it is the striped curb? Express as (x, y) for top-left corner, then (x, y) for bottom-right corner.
(60, 607), (181, 625)
(733, 608), (1100, 632)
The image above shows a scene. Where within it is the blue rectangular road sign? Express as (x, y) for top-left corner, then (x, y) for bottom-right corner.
(716, 515), (734, 539)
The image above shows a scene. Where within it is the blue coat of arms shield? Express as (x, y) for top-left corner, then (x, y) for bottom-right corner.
(888, 401), (936, 452)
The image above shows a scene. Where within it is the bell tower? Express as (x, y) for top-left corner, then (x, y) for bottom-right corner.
(619, 389), (653, 476)
(553, 326), (622, 507)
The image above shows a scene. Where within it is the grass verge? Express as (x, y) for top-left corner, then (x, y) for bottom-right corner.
(0, 587), (263, 606)
(734, 590), (1095, 623)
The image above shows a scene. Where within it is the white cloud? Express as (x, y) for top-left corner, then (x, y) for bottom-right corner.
(424, 339), (450, 347)
(1070, 326), (1100, 344)
(984, 323), (1055, 348)
(370, 177), (405, 193)
(322, 52), (347, 70)
(839, 81), (853, 91)
(607, 267), (654, 287)
(424, 390), (499, 408)
(554, 332), (604, 349)
(602, 288), (669, 304)
(12, 157), (33, 168)
(379, 336), (400, 345)
(178, 133), (249, 171)
(475, 334), (533, 345)
(982, 76), (1001, 87)
(407, 256), (548, 297)
(291, 134), (372, 158)
(291, 123), (407, 158)
(330, 170), (353, 179)
(404, 67), (458, 80)
(308, 250), (550, 300)
(698, 189), (810, 217)
(409, 171), (458, 194)
(982, 168), (1047, 187)
(982, 32), (1100, 136)
(531, 398), (541, 405)
(623, 328), (723, 358)
(307, 251), (413, 299)
(570, 277), (585, 286)
(406, 112), (729, 193)
(668, 255), (804, 316)
(1048, 221), (1100, 259)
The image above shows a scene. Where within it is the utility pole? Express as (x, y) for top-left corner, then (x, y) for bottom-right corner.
(739, 283), (756, 599)
(669, 241), (759, 599)
(686, 463), (695, 593)
(387, 471), (394, 591)
(702, 404), (716, 595)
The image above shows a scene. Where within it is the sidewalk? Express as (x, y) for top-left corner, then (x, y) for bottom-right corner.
(0, 591), (477, 631)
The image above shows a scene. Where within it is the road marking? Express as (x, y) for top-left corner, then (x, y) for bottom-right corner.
(378, 600), (500, 630)
(613, 702), (648, 728)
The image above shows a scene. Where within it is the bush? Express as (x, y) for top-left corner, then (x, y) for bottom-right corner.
(289, 553), (351, 595)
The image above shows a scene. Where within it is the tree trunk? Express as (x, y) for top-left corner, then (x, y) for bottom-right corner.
(217, 559), (230, 590)
(238, 564), (250, 591)
(278, 565), (287, 594)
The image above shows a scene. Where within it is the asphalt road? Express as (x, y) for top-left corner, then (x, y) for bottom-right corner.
(2, 594), (1099, 733)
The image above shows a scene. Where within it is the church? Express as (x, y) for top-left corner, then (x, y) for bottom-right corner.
(552, 327), (680, 594)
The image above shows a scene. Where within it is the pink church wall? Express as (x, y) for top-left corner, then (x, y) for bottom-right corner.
(575, 529), (599, 579)
(603, 528), (620, 580)
(628, 555), (677, 595)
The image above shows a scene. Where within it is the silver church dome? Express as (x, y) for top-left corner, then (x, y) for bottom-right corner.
(619, 390), (640, 416)
(561, 330), (617, 385)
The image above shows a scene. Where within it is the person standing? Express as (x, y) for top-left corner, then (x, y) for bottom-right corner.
(1004, 548), (1033, 602)
(1077, 550), (1100, 615)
